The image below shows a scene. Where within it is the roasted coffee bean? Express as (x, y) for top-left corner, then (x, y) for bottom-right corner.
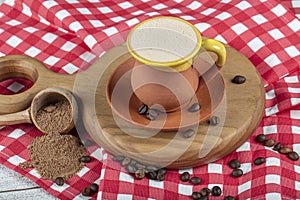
(255, 134), (266, 143)
(229, 159), (241, 169)
(135, 163), (146, 169)
(158, 168), (167, 175)
(231, 169), (243, 177)
(200, 188), (211, 197)
(113, 155), (125, 162)
(122, 157), (131, 166)
(138, 104), (148, 115)
(157, 173), (165, 181)
(146, 170), (157, 180)
(273, 142), (281, 151)
(209, 116), (220, 126)
(146, 166), (159, 171)
(279, 146), (292, 154)
(192, 192), (201, 200)
(232, 75), (246, 84)
(188, 103), (201, 112)
(190, 176), (201, 185)
(288, 151), (299, 161)
(254, 157), (265, 165)
(82, 188), (92, 196)
(148, 109), (159, 117)
(130, 159), (137, 166)
(146, 112), (156, 120)
(90, 183), (99, 193)
(182, 129), (195, 138)
(180, 172), (190, 182)
(80, 156), (92, 163)
(211, 186), (222, 196)
(146, 109), (159, 120)
(126, 164), (136, 174)
(55, 177), (64, 186)
(264, 139), (275, 147)
(224, 196), (236, 200)
(135, 169), (145, 179)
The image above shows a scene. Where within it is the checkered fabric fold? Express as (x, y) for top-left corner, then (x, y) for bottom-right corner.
(0, 0), (300, 199)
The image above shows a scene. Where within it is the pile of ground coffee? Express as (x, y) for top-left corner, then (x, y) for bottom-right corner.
(35, 100), (72, 134)
(20, 132), (87, 181)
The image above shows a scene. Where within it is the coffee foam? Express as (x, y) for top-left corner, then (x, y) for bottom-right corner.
(129, 17), (199, 63)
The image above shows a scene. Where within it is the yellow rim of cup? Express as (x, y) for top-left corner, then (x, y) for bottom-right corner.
(127, 16), (202, 72)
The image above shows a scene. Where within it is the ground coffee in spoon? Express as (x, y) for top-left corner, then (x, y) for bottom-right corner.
(20, 132), (87, 181)
(35, 100), (72, 134)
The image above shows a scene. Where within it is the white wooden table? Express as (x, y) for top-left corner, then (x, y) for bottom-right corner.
(0, 165), (57, 200)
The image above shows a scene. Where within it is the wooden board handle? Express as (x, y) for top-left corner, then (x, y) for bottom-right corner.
(0, 108), (31, 125)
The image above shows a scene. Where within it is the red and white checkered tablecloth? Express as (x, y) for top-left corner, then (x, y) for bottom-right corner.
(0, 0), (300, 199)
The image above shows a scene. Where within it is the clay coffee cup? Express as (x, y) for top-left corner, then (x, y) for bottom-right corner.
(127, 16), (226, 112)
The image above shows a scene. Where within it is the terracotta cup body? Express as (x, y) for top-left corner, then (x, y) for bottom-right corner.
(131, 61), (199, 112)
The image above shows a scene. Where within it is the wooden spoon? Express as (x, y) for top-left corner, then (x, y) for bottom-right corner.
(0, 87), (77, 134)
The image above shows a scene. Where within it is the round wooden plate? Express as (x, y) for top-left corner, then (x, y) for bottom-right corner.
(74, 43), (265, 169)
(106, 57), (225, 131)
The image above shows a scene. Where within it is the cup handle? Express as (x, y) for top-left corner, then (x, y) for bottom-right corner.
(201, 39), (226, 67)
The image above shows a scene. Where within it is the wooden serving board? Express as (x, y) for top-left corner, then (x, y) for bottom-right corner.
(73, 43), (265, 169)
(0, 42), (265, 169)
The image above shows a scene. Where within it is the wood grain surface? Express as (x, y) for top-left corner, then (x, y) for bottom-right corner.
(77, 43), (265, 169)
(0, 165), (56, 200)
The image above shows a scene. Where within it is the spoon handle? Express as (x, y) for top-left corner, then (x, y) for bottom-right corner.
(0, 108), (31, 125)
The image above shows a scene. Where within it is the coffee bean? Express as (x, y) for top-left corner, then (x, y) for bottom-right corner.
(190, 176), (201, 185)
(211, 186), (222, 196)
(122, 157), (131, 166)
(182, 129), (195, 138)
(264, 139), (275, 147)
(273, 142), (281, 151)
(192, 192), (201, 200)
(113, 155), (125, 162)
(130, 159), (137, 166)
(188, 103), (201, 112)
(229, 159), (241, 169)
(146, 112), (156, 120)
(209, 116), (220, 126)
(90, 183), (99, 193)
(138, 104), (148, 115)
(135, 169), (145, 179)
(80, 156), (92, 163)
(146, 109), (159, 121)
(82, 188), (92, 196)
(158, 168), (167, 175)
(55, 177), (64, 186)
(146, 170), (157, 180)
(224, 196), (236, 200)
(232, 75), (246, 84)
(200, 188), (211, 197)
(288, 151), (299, 161)
(135, 163), (146, 169)
(279, 146), (292, 154)
(255, 134), (266, 143)
(148, 109), (159, 117)
(231, 169), (243, 177)
(180, 172), (190, 182)
(146, 166), (159, 171)
(126, 164), (136, 174)
(157, 173), (165, 181)
(254, 157), (265, 165)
